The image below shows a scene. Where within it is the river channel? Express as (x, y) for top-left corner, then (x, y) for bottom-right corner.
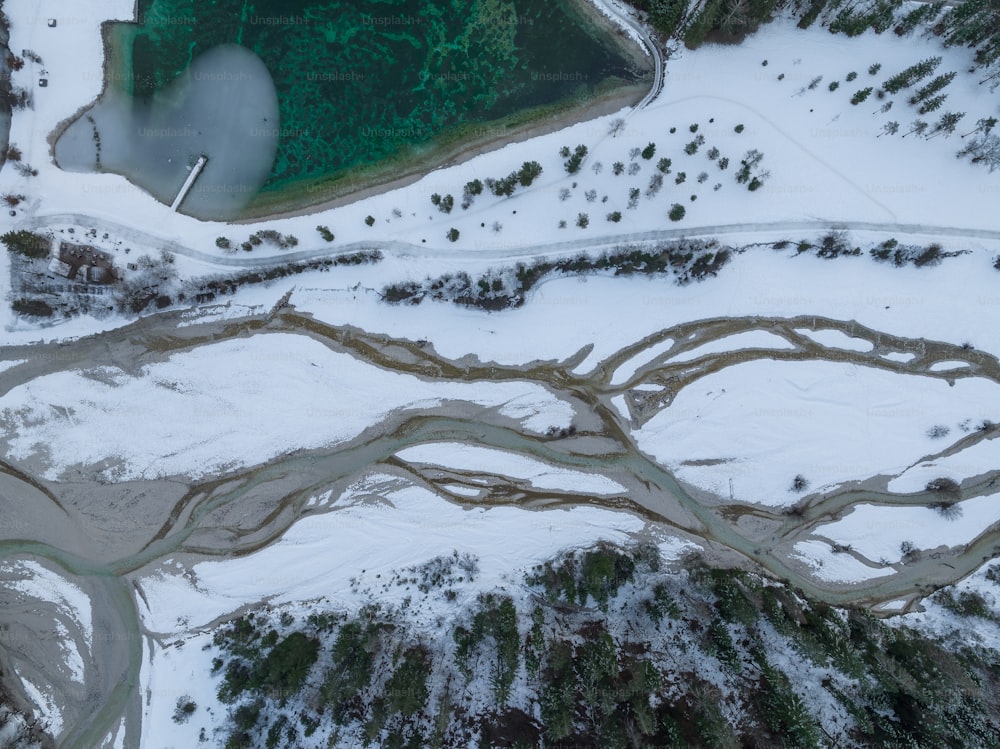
(1, 303), (999, 747)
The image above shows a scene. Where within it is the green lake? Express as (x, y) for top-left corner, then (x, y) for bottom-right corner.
(106, 0), (644, 211)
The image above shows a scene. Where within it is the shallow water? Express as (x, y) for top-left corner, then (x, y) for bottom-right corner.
(54, 44), (279, 220)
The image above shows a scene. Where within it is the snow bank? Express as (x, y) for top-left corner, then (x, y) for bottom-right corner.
(791, 539), (895, 583)
(815, 493), (1000, 565)
(0, 333), (573, 480)
(396, 442), (627, 495)
(634, 359), (1000, 506)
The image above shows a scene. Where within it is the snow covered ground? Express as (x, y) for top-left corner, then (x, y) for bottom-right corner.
(810, 492), (1000, 566)
(0, 333), (573, 481)
(3, 3), (1000, 744)
(633, 359), (1000, 507)
(791, 539), (896, 584)
(136, 479), (657, 747)
(1, 4), (998, 347)
(888, 437), (1000, 493)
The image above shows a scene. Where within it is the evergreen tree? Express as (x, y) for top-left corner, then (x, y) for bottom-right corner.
(929, 111), (964, 138)
(909, 71), (956, 105)
(882, 56), (942, 93)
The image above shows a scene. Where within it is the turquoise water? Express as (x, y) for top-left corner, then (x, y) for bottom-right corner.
(116, 0), (640, 193)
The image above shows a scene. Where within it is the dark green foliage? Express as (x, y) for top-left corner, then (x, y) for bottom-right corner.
(683, 0), (724, 46)
(894, 2), (943, 36)
(706, 617), (741, 671)
(607, 210), (622, 223)
(205, 547), (1000, 749)
(528, 545), (637, 609)
(851, 86), (874, 104)
(918, 94), (946, 114)
(909, 71), (955, 105)
(11, 299), (54, 317)
(218, 660), (252, 704)
(828, 0), (901, 36)
(641, 142), (656, 159)
(710, 569), (760, 625)
(668, 203), (686, 221)
(645, 582), (681, 620)
(580, 548), (635, 608)
(735, 148), (764, 184)
(364, 215), (375, 226)
(316, 225), (335, 242)
(563, 144), (588, 174)
(462, 178), (484, 209)
(517, 160), (543, 186)
(383, 646), (431, 716)
(1, 230), (49, 258)
(322, 620), (378, 720)
(934, 589), (998, 621)
(756, 658), (822, 747)
(797, 0), (831, 29)
(642, 0), (689, 37)
(251, 632), (319, 698)
(539, 640), (576, 739)
(937, 0), (1000, 68)
(446, 228), (460, 242)
(488, 174), (519, 197)
(677, 0), (776, 46)
(883, 56), (942, 93)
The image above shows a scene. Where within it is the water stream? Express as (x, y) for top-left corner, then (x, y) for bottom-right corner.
(1, 304), (999, 746)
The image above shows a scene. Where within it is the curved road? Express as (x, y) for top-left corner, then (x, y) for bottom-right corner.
(590, 0), (665, 110)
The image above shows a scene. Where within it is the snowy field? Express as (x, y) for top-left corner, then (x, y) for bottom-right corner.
(4, 2), (1000, 744)
(888, 438), (1000, 493)
(792, 539), (896, 583)
(1, 3), (998, 350)
(810, 492), (1000, 566)
(0, 333), (573, 481)
(633, 359), (1000, 506)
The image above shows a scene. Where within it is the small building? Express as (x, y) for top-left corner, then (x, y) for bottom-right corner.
(47, 18), (56, 28)
(38, 79), (47, 88)
(47, 257), (72, 278)
(54, 241), (117, 285)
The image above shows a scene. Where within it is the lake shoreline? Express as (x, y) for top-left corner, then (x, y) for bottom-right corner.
(235, 80), (649, 223)
(235, 0), (654, 222)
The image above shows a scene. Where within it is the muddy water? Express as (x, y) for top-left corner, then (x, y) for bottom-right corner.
(1, 306), (999, 747)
